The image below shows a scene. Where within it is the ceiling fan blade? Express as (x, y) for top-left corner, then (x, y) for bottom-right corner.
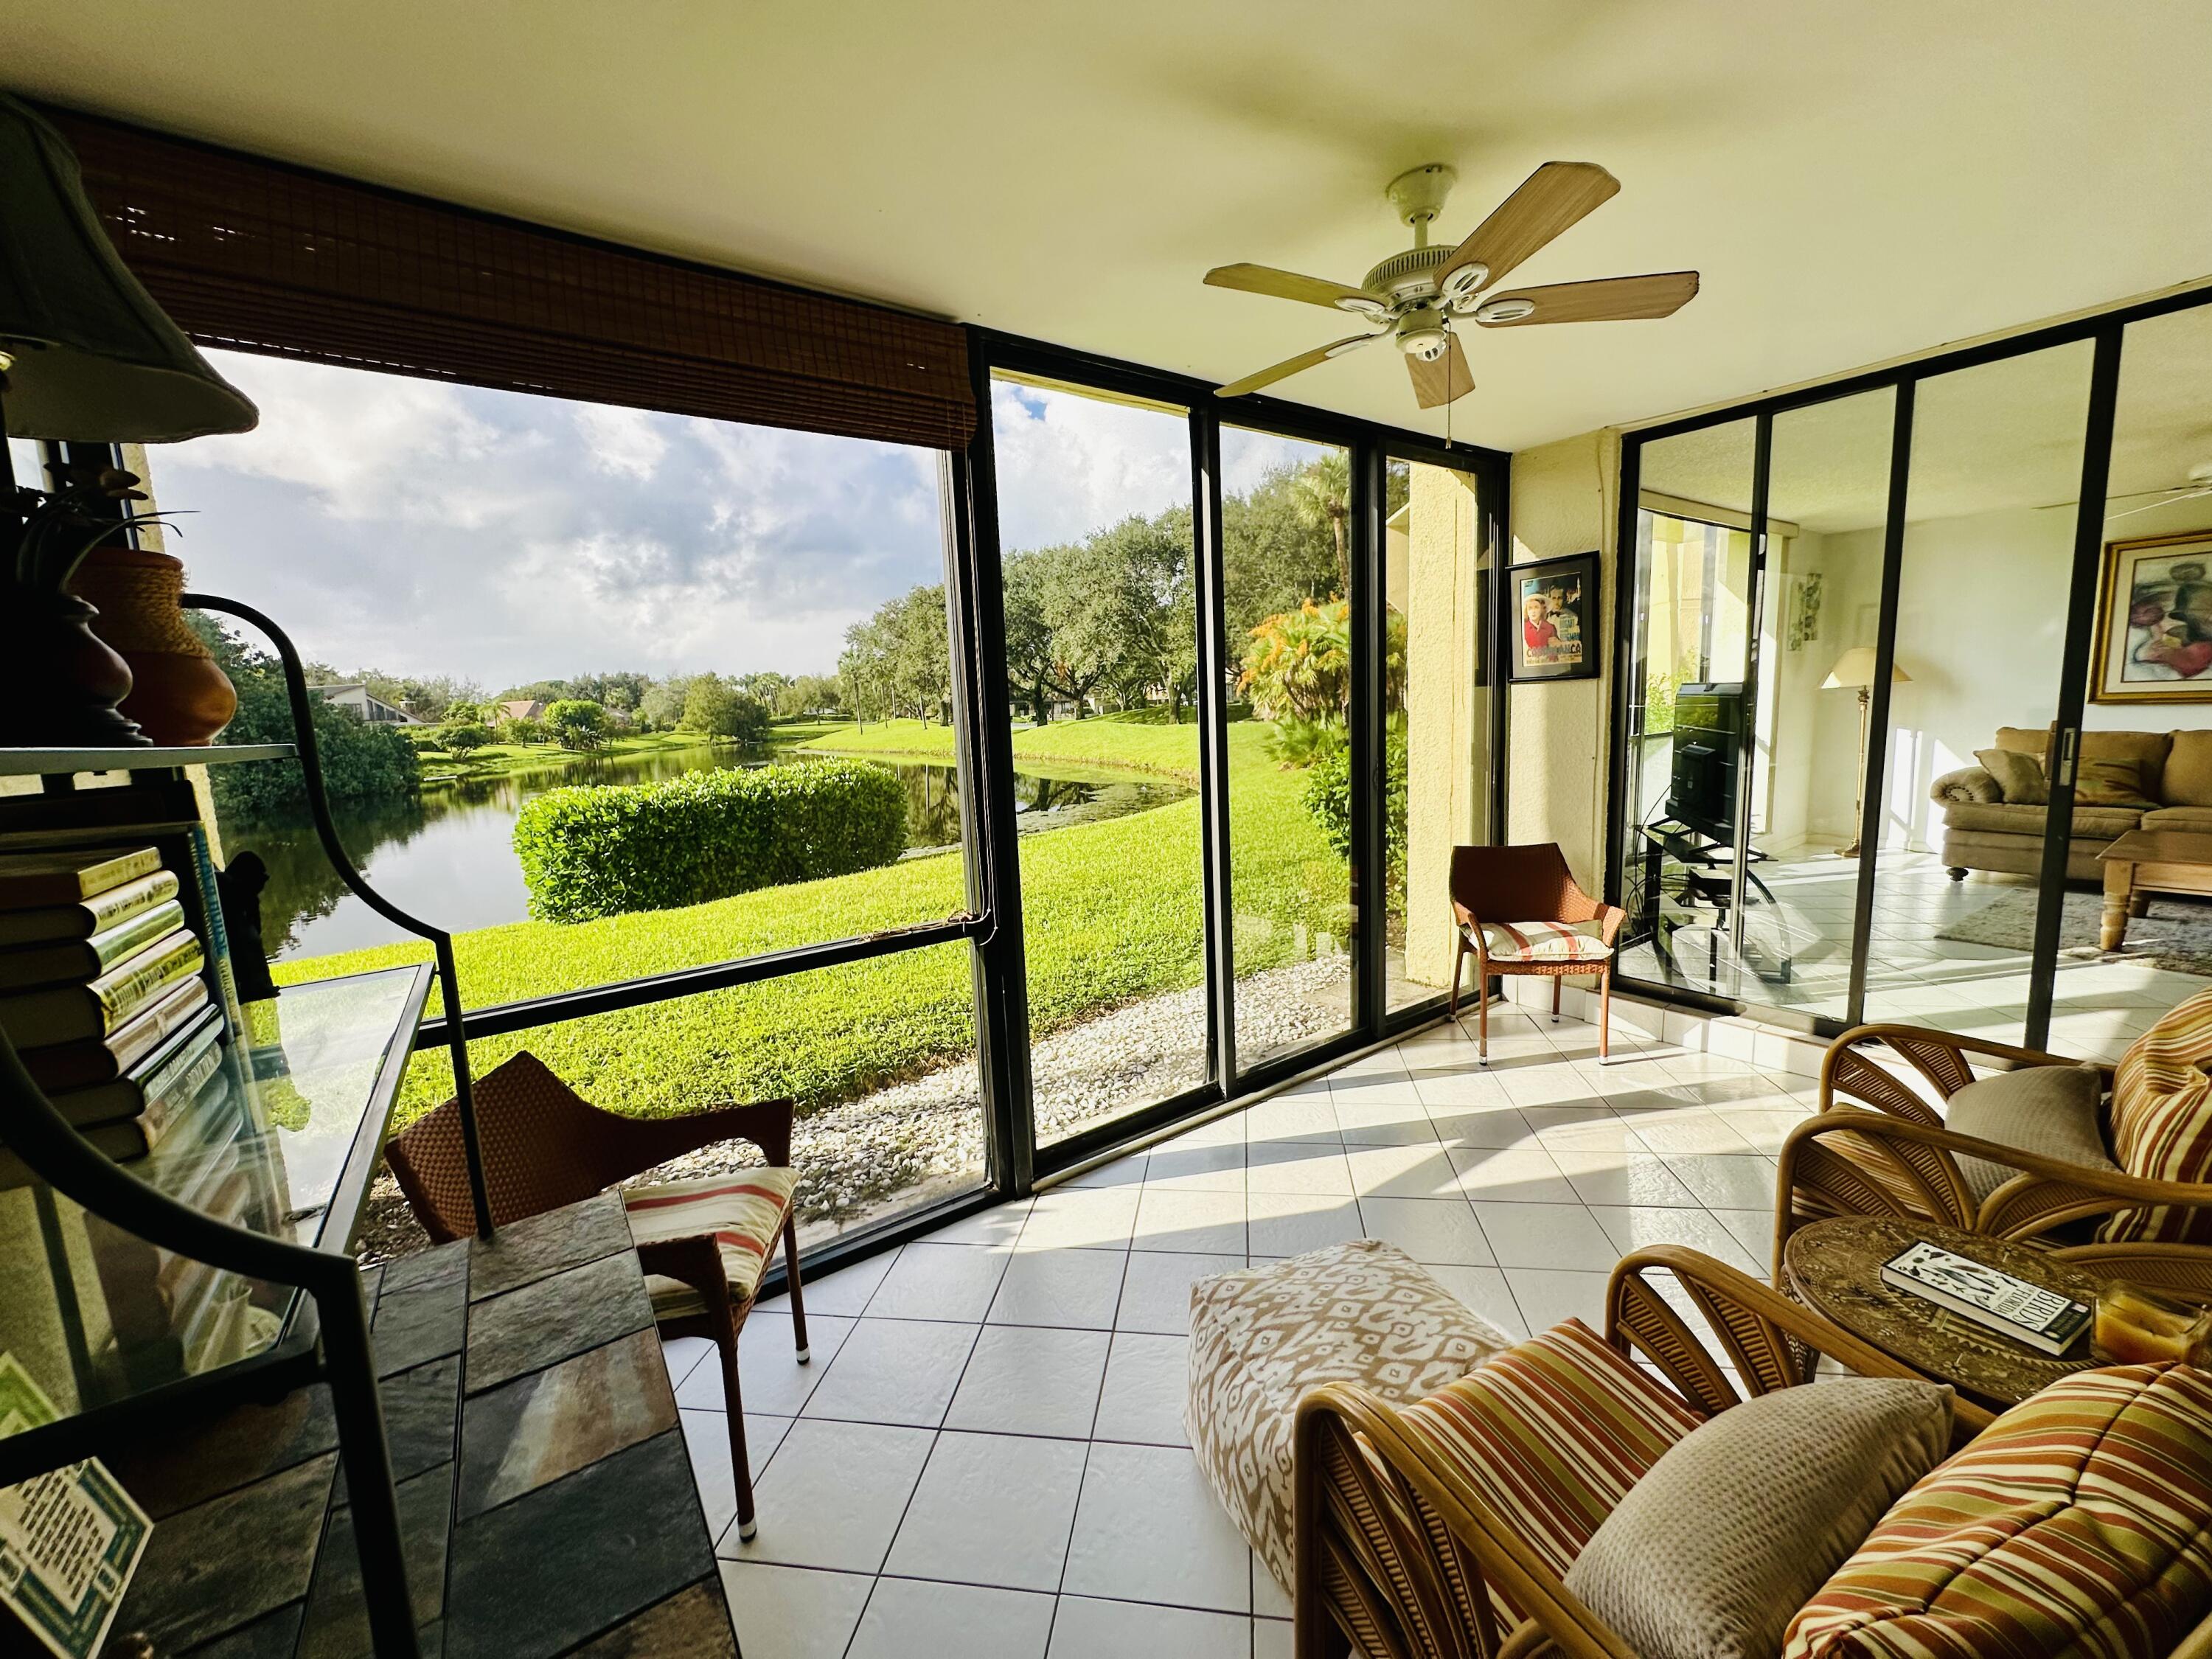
(1474, 271), (1700, 326)
(1439, 161), (1620, 292)
(1405, 336), (1473, 409)
(1217, 332), (1384, 398)
(1204, 262), (1384, 313)
(2110, 486), (2212, 522)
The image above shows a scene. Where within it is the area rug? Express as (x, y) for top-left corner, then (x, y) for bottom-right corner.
(1935, 889), (2212, 976)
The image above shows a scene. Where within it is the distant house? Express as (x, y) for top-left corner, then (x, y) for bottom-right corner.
(498, 699), (548, 723)
(309, 683), (421, 725)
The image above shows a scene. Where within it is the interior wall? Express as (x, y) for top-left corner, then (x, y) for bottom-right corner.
(1506, 430), (1618, 891)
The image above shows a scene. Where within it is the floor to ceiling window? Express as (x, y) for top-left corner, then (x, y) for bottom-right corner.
(987, 374), (1210, 1146)
(1612, 286), (2212, 1063)
(1615, 419), (1758, 996)
(1218, 425), (1360, 1073)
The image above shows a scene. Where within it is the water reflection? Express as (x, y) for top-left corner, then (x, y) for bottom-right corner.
(226, 744), (1190, 959)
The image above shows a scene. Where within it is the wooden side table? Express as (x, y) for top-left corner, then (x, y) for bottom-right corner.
(2098, 828), (2212, 951)
(1783, 1216), (2103, 1409)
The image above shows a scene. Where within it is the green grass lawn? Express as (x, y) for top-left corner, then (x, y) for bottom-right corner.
(280, 714), (1343, 1128)
(413, 728), (715, 780)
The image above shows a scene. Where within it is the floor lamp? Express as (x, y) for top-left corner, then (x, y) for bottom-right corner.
(1823, 645), (1911, 858)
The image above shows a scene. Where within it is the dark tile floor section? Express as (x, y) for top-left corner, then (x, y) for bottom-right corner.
(106, 1192), (734, 1655)
(464, 1249), (654, 1394)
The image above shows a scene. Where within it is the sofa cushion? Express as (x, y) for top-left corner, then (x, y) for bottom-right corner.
(1941, 801), (2146, 839)
(1567, 1378), (1952, 1659)
(2104, 987), (2212, 1245)
(1784, 1363), (2212, 1659)
(1944, 1062), (2115, 1202)
(1995, 727), (2173, 802)
(1384, 1318), (1705, 1625)
(624, 1167), (796, 1314)
(1993, 725), (2051, 758)
(2166, 729), (2212, 808)
(1184, 1239), (1512, 1590)
(2141, 806), (2212, 833)
(1931, 765), (2002, 806)
(1975, 747), (2049, 804)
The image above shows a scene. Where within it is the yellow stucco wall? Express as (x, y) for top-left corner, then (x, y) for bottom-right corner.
(1402, 463), (1490, 987)
(1505, 430), (1620, 894)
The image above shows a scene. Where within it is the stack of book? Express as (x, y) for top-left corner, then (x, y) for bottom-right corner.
(0, 845), (228, 1183)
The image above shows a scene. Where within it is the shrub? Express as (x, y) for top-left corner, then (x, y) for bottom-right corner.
(498, 717), (548, 745)
(513, 759), (908, 922)
(442, 722), (493, 756)
(545, 699), (609, 750)
(1303, 728), (1408, 894)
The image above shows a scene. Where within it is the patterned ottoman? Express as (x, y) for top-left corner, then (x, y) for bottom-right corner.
(1185, 1239), (1513, 1590)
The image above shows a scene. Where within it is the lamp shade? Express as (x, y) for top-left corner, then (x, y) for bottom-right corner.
(1821, 646), (1910, 689)
(0, 95), (256, 442)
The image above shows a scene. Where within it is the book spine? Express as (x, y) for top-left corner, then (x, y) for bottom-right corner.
(181, 822), (249, 1048)
(80, 870), (183, 938)
(91, 935), (205, 1028)
(134, 1040), (227, 1151)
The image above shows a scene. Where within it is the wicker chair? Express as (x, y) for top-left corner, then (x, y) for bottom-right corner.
(1773, 1023), (2212, 1264)
(1290, 1246), (2009, 1659)
(1447, 844), (1627, 1062)
(386, 1051), (807, 1542)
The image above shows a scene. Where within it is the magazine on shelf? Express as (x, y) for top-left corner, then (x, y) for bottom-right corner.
(1880, 1239), (2091, 1357)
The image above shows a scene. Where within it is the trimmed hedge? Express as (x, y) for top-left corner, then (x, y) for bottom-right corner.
(513, 759), (907, 922)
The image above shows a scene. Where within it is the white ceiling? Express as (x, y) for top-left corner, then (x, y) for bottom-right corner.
(10, 2), (2212, 451)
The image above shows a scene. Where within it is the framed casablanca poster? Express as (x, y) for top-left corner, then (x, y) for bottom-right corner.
(1507, 551), (1600, 683)
(2092, 529), (2212, 703)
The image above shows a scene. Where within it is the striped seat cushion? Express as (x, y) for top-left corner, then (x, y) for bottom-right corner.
(1472, 920), (1612, 964)
(622, 1167), (796, 1316)
(1370, 1318), (1706, 1627)
(1785, 1363), (2212, 1658)
(2102, 987), (2212, 1243)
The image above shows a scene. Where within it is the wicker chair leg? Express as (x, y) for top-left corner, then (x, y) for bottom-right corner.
(782, 1213), (810, 1363)
(1478, 975), (1491, 1064)
(1449, 937), (1464, 1018)
(1598, 965), (1613, 1060)
(1550, 977), (1561, 1022)
(716, 1296), (759, 1542)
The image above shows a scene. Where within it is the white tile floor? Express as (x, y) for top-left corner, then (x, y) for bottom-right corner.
(1620, 847), (2207, 1060)
(675, 1001), (1823, 1658)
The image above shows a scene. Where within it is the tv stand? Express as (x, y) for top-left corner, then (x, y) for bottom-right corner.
(1630, 818), (1794, 990)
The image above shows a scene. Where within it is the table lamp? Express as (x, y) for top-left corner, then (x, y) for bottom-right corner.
(0, 93), (257, 745)
(1823, 645), (1911, 858)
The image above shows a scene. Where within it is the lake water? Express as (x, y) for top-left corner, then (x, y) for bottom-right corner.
(224, 743), (1191, 960)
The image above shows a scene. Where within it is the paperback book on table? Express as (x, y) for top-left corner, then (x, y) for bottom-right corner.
(1881, 1239), (2091, 1357)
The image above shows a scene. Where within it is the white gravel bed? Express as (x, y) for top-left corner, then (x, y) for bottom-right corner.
(354, 953), (1352, 1265)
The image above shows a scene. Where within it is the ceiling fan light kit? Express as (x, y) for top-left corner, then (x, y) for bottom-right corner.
(1203, 159), (1701, 411)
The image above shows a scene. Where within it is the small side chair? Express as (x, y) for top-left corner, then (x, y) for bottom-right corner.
(386, 1050), (807, 1542)
(1447, 842), (1626, 1061)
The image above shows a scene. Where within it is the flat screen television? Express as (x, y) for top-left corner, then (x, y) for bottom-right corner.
(1669, 682), (1746, 841)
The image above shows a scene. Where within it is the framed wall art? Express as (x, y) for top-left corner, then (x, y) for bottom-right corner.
(1507, 550), (1600, 683)
(2091, 528), (2212, 703)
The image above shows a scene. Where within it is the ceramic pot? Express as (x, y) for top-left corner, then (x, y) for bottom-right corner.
(67, 546), (236, 745)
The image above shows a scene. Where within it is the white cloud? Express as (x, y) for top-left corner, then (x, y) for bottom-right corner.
(573, 405), (669, 480)
(989, 381), (1189, 551)
(141, 350), (947, 685)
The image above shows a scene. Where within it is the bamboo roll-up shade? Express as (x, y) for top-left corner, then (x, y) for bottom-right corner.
(44, 107), (976, 451)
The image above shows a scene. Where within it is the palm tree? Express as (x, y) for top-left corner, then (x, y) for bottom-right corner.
(1290, 452), (1352, 591)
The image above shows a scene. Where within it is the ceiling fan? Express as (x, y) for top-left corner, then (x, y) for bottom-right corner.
(2109, 459), (2212, 522)
(1205, 161), (1699, 409)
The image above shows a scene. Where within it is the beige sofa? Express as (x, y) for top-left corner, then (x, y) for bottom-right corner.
(1931, 726), (2212, 880)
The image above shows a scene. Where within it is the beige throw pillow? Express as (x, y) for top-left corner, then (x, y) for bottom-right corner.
(2076, 754), (2158, 807)
(1944, 1062), (2114, 1201)
(1562, 1377), (1952, 1659)
(1973, 747), (2048, 804)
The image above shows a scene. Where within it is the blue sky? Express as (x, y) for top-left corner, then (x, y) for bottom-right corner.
(132, 352), (1312, 687)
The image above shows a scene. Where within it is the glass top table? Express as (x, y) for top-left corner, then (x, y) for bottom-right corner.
(0, 964), (433, 1424)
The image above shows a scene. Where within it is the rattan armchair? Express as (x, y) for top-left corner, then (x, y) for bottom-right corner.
(386, 1051), (807, 1541)
(1447, 844), (1627, 1062)
(1290, 1246), (2003, 1659)
(1774, 1023), (2212, 1263)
